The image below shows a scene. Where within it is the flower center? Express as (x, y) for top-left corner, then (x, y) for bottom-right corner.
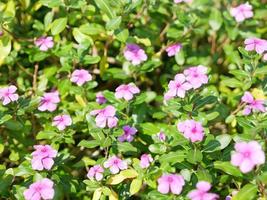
(167, 177), (173, 183)
(243, 152), (250, 158)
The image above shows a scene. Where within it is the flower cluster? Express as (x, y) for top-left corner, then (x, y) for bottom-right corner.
(164, 65), (208, 100)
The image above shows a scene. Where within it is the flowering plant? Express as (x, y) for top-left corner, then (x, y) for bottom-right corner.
(0, 0), (266, 200)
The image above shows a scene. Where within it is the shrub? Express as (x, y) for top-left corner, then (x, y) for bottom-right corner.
(0, 0), (266, 200)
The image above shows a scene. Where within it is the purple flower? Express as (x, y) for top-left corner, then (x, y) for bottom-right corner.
(187, 181), (219, 200)
(104, 156), (127, 174)
(35, 36), (54, 51)
(23, 178), (54, 200)
(0, 85), (19, 105)
(96, 92), (107, 104)
(244, 38), (267, 54)
(140, 154), (153, 169)
(52, 114), (72, 131)
(230, 2), (253, 23)
(124, 44), (147, 65)
(166, 43), (182, 57)
(164, 74), (192, 99)
(118, 125), (137, 142)
(184, 65), (208, 89)
(87, 165), (104, 181)
(90, 105), (118, 128)
(177, 120), (205, 142)
(38, 91), (60, 112)
(231, 141), (265, 173)
(115, 83), (140, 101)
(157, 131), (166, 142)
(157, 173), (185, 194)
(31, 145), (57, 171)
(241, 92), (265, 115)
(70, 69), (92, 86)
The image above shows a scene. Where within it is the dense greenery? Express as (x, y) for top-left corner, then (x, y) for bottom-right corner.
(0, 0), (266, 199)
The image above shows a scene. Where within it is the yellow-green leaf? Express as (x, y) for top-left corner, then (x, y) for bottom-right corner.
(92, 188), (102, 200)
(120, 169), (138, 178)
(130, 179), (142, 195)
(51, 18), (67, 35)
(106, 174), (125, 185)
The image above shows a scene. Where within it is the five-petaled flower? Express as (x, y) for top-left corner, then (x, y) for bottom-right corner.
(35, 36), (54, 51)
(31, 145), (57, 171)
(90, 105), (118, 128)
(184, 65), (208, 89)
(166, 43), (182, 57)
(24, 178), (55, 200)
(52, 114), (72, 130)
(104, 156), (127, 174)
(177, 120), (205, 142)
(38, 91), (60, 112)
(0, 85), (19, 105)
(244, 38), (267, 54)
(241, 92), (265, 115)
(140, 154), (153, 169)
(187, 181), (219, 200)
(87, 165), (104, 181)
(157, 173), (185, 194)
(230, 2), (253, 23)
(70, 69), (92, 86)
(164, 73), (192, 99)
(115, 83), (140, 101)
(118, 125), (137, 142)
(231, 141), (265, 173)
(124, 44), (147, 65)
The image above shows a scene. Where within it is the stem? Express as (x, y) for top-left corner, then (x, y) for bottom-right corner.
(33, 63), (39, 94)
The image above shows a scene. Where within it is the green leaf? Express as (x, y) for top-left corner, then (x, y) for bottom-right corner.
(40, 0), (64, 8)
(78, 140), (100, 148)
(214, 161), (242, 177)
(254, 65), (267, 76)
(209, 8), (223, 31)
(93, 0), (115, 19)
(51, 18), (67, 35)
(232, 184), (257, 200)
(149, 144), (167, 154)
(159, 151), (186, 164)
(187, 149), (203, 164)
(115, 29), (129, 43)
(130, 179), (142, 195)
(106, 16), (121, 30)
(116, 142), (138, 153)
(83, 55), (101, 64)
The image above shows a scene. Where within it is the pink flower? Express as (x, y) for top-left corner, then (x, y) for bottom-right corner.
(184, 65), (208, 89)
(90, 105), (118, 128)
(96, 92), (107, 104)
(38, 91), (60, 112)
(0, 85), (19, 105)
(231, 141), (265, 173)
(104, 156), (127, 174)
(230, 2), (253, 23)
(87, 165), (104, 181)
(31, 145), (57, 171)
(241, 92), (265, 115)
(166, 43), (182, 57)
(118, 125), (137, 142)
(157, 174), (185, 194)
(244, 38), (267, 54)
(70, 69), (92, 86)
(165, 74), (192, 99)
(115, 83), (140, 101)
(23, 178), (54, 200)
(187, 181), (219, 200)
(35, 36), (54, 51)
(157, 131), (166, 142)
(140, 154), (153, 169)
(174, 0), (192, 3)
(52, 114), (72, 130)
(124, 44), (147, 65)
(177, 120), (205, 142)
